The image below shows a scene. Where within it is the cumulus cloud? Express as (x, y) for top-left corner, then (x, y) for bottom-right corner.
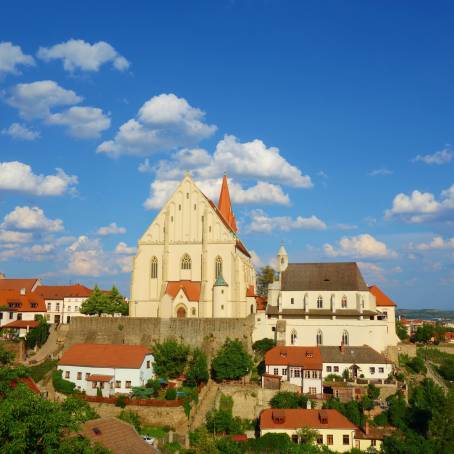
(65, 235), (106, 276)
(413, 147), (453, 165)
(1, 123), (40, 141)
(2, 206), (63, 232)
(357, 262), (386, 282)
(97, 93), (217, 156)
(97, 222), (126, 236)
(37, 39), (129, 72)
(250, 250), (264, 268)
(0, 41), (34, 76)
(385, 184), (454, 223)
(115, 242), (136, 254)
(0, 230), (32, 243)
(324, 234), (397, 259)
(368, 168), (393, 176)
(247, 209), (327, 233)
(414, 236), (454, 250)
(0, 161), (78, 196)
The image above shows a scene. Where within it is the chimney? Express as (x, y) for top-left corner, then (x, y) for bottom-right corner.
(364, 420), (370, 435)
(272, 410), (286, 424)
(20, 288), (26, 295)
(0, 272), (5, 279)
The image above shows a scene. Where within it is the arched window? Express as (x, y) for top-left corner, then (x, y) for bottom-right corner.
(342, 330), (349, 346)
(215, 256), (223, 278)
(341, 295), (347, 308)
(291, 329), (297, 345)
(150, 256), (158, 279)
(181, 254), (192, 270)
(317, 296), (323, 309)
(316, 330), (323, 346)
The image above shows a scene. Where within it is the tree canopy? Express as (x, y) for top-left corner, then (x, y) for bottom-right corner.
(153, 339), (189, 379)
(211, 338), (253, 381)
(186, 348), (209, 386)
(256, 266), (276, 297)
(80, 285), (128, 317)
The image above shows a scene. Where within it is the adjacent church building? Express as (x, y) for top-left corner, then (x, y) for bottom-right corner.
(130, 174), (257, 318)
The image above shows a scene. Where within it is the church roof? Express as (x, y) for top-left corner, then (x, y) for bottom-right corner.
(217, 175), (238, 233)
(214, 274), (228, 287)
(369, 285), (396, 307)
(281, 262), (368, 292)
(165, 281), (201, 301)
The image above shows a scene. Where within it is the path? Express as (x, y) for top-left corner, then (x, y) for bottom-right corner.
(426, 362), (448, 393)
(189, 381), (219, 430)
(26, 324), (68, 365)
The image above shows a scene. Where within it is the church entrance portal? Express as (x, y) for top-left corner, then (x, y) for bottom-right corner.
(177, 307), (187, 318)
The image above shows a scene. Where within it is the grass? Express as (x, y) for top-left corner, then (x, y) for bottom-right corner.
(141, 426), (170, 438)
(28, 359), (58, 382)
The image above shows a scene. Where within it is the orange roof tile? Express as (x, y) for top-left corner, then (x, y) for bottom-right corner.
(3, 320), (40, 329)
(369, 285), (396, 307)
(35, 284), (92, 299)
(265, 346), (323, 369)
(11, 377), (41, 394)
(255, 295), (267, 311)
(260, 409), (357, 430)
(218, 175), (238, 233)
(165, 281), (201, 302)
(0, 278), (39, 292)
(246, 285), (255, 297)
(0, 290), (46, 312)
(59, 344), (152, 369)
(87, 374), (113, 382)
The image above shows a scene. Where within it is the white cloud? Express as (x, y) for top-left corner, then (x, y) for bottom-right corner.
(138, 158), (152, 173)
(385, 184), (454, 223)
(0, 161), (78, 196)
(97, 222), (126, 236)
(324, 234), (397, 259)
(47, 106), (110, 138)
(368, 168), (393, 176)
(336, 223), (358, 230)
(0, 230), (32, 243)
(37, 39), (129, 72)
(0, 41), (34, 75)
(116, 255), (133, 273)
(5, 80), (82, 119)
(250, 250), (264, 268)
(358, 262), (385, 282)
(413, 147), (453, 165)
(1, 123), (40, 141)
(97, 93), (217, 156)
(415, 236), (454, 250)
(247, 209), (327, 233)
(65, 235), (105, 276)
(115, 242), (136, 254)
(30, 243), (55, 254)
(2, 206), (63, 232)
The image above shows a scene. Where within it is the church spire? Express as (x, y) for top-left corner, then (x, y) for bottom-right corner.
(218, 174), (238, 233)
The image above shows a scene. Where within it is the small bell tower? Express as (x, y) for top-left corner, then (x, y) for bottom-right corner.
(277, 242), (288, 274)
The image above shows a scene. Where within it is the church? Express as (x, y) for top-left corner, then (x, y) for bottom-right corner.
(130, 174), (257, 318)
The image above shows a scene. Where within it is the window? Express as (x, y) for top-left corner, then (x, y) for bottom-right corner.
(92, 382), (97, 389)
(305, 370), (311, 378)
(371, 440), (377, 447)
(290, 329), (297, 345)
(272, 327), (276, 332)
(68, 306), (71, 312)
(17, 313), (22, 320)
(178, 204), (181, 211)
(48, 303), (52, 311)
(341, 296), (347, 308)
(309, 387), (317, 395)
(46, 314), (50, 321)
(334, 366), (339, 373)
(327, 435), (333, 445)
(31, 303), (37, 308)
(125, 381), (131, 389)
(291, 435), (298, 443)
(147, 360), (150, 369)
(56, 303), (60, 311)
(370, 367), (376, 374)
(316, 435), (323, 445)
(151, 257), (158, 279)
(181, 254), (191, 270)
(77, 372), (82, 380)
(192, 308), (196, 316)
(65, 371), (70, 379)
(316, 330), (323, 346)
(326, 366), (332, 372)
(186, 193), (189, 199)
(312, 370), (318, 379)
(115, 381), (121, 388)
(215, 256), (223, 278)
(290, 297), (294, 304)
(317, 296), (323, 308)
(75, 306), (78, 312)
(379, 367), (384, 373)
(343, 435), (350, 445)
(294, 369), (301, 378)
(342, 330), (349, 346)
(9, 312), (13, 319)
(273, 368), (279, 375)
(282, 368), (287, 376)
(85, 373), (90, 380)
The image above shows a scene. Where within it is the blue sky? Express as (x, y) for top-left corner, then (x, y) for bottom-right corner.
(1, 1), (454, 309)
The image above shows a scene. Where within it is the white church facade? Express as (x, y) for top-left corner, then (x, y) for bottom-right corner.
(253, 246), (399, 353)
(130, 174), (257, 318)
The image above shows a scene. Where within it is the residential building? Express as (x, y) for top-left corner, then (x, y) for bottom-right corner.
(58, 344), (154, 397)
(253, 246), (399, 352)
(320, 345), (393, 381)
(260, 408), (357, 452)
(130, 174), (257, 318)
(354, 422), (394, 451)
(0, 276), (41, 292)
(263, 346), (323, 395)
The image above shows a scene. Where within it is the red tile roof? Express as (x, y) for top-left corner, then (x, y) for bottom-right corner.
(3, 320), (40, 329)
(165, 281), (201, 302)
(255, 295), (267, 311)
(87, 374), (113, 382)
(35, 284), (92, 299)
(246, 285), (255, 297)
(235, 239), (251, 258)
(265, 346), (323, 369)
(0, 290), (46, 312)
(0, 278), (39, 292)
(10, 377), (41, 394)
(260, 409), (357, 430)
(59, 344), (152, 369)
(369, 285), (396, 307)
(218, 175), (238, 233)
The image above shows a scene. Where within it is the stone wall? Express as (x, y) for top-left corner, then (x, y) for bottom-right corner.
(386, 343), (417, 363)
(65, 316), (255, 356)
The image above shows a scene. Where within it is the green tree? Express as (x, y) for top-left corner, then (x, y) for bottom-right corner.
(429, 388), (454, 453)
(25, 316), (50, 349)
(256, 265), (276, 297)
(270, 391), (311, 409)
(367, 383), (380, 400)
(296, 426), (320, 445)
(211, 338), (253, 381)
(153, 339), (189, 378)
(414, 324), (435, 344)
(118, 410), (142, 432)
(396, 320), (409, 341)
(80, 285), (109, 316)
(61, 397), (99, 424)
(252, 338), (276, 356)
(186, 348), (209, 386)
(0, 344), (15, 365)
(106, 286), (128, 315)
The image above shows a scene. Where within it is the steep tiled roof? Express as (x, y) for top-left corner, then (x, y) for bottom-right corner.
(319, 345), (392, 364)
(265, 346), (323, 369)
(86, 374), (113, 382)
(260, 409), (357, 430)
(3, 320), (40, 329)
(35, 284), (92, 299)
(165, 281), (201, 302)
(246, 285), (255, 297)
(369, 285), (396, 307)
(59, 344), (151, 369)
(281, 263), (368, 291)
(80, 417), (157, 454)
(0, 278), (40, 292)
(0, 290), (46, 312)
(218, 175), (238, 233)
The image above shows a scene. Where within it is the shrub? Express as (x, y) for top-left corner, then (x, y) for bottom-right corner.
(29, 359), (57, 383)
(118, 410), (141, 431)
(153, 339), (189, 379)
(52, 370), (76, 395)
(406, 356), (427, 374)
(368, 383), (380, 400)
(269, 391), (310, 409)
(252, 338), (276, 356)
(115, 395), (127, 408)
(185, 348), (209, 386)
(324, 373), (343, 382)
(211, 338), (253, 381)
(165, 388), (177, 400)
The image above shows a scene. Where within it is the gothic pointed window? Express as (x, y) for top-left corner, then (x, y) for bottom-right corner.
(317, 296), (323, 309)
(342, 330), (349, 346)
(181, 254), (192, 270)
(150, 256), (158, 279)
(291, 329), (297, 345)
(215, 256), (223, 278)
(341, 295), (347, 308)
(316, 330), (323, 346)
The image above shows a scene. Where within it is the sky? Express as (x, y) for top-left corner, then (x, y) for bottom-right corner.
(0, 1), (453, 309)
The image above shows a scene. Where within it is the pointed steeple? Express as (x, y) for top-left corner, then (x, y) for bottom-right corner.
(218, 175), (238, 233)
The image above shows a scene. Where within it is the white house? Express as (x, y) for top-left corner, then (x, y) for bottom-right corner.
(320, 345), (393, 381)
(264, 346), (323, 395)
(253, 246), (399, 352)
(260, 408), (357, 452)
(58, 344), (155, 397)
